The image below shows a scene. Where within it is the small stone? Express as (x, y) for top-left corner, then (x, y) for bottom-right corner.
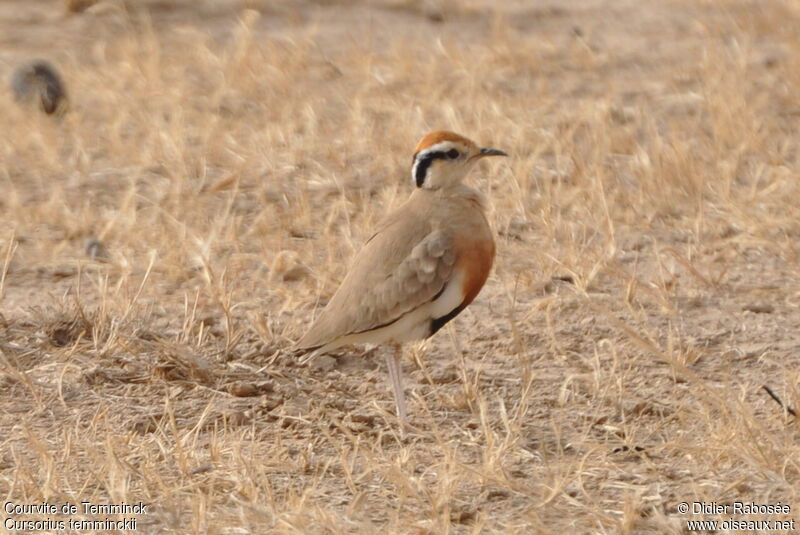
(189, 465), (215, 475)
(450, 506), (477, 524)
(350, 412), (376, 426)
(426, 10), (444, 23)
(309, 355), (337, 373)
(269, 250), (311, 283)
(85, 238), (110, 261)
(65, 0), (99, 13)
(743, 304), (774, 314)
(428, 367), (458, 384)
(228, 380), (274, 397)
(11, 59), (68, 115)
(282, 264), (310, 282)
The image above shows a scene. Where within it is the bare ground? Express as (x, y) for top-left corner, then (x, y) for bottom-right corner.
(2, 0), (800, 533)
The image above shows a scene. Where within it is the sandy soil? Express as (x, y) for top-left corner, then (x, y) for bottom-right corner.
(1, 0), (800, 533)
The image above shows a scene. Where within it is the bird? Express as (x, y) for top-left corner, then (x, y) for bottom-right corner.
(10, 60), (68, 116)
(294, 130), (506, 427)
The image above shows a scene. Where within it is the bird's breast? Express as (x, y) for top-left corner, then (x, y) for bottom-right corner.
(453, 230), (495, 307)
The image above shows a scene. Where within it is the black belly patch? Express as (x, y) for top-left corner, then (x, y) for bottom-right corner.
(428, 302), (468, 337)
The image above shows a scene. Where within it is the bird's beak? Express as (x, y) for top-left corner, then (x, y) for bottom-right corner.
(472, 147), (508, 160)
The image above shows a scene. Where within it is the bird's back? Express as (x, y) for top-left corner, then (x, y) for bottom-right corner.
(296, 193), (435, 350)
(296, 185), (493, 352)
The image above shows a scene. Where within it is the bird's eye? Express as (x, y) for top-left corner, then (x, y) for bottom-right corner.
(446, 149), (459, 159)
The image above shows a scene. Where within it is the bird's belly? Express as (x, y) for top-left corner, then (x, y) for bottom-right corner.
(339, 306), (436, 346)
(429, 269), (467, 319)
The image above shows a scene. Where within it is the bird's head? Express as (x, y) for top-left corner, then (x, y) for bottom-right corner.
(411, 130), (506, 190)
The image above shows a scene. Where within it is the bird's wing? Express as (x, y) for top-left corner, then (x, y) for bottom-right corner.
(295, 227), (456, 351)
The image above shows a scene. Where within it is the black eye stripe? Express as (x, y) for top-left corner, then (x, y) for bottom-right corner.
(414, 150), (449, 187)
(446, 148), (459, 159)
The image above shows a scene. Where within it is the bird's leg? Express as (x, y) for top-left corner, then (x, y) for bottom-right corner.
(385, 344), (408, 426)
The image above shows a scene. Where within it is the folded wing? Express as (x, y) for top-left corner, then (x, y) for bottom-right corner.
(295, 228), (456, 351)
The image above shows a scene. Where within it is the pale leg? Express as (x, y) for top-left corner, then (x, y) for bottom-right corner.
(385, 345), (408, 425)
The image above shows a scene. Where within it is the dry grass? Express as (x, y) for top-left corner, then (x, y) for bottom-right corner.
(2, 0), (800, 533)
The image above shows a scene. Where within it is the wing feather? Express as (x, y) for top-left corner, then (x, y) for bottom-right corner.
(295, 225), (456, 351)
